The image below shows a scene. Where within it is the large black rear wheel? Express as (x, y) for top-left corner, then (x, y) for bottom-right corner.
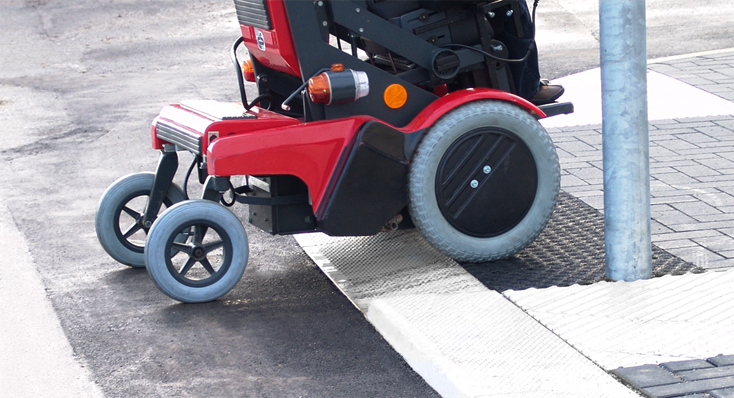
(409, 100), (559, 262)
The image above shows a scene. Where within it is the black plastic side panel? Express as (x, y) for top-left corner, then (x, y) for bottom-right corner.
(320, 121), (416, 236)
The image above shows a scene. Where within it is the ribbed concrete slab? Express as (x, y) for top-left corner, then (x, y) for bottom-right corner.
(295, 231), (639, 398)
(295, 231), (486, 309)
(504, 269), (734, 370)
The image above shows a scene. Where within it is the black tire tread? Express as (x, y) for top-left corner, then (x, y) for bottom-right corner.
(409, 100), (560, 262)
(95, 172), (186, 267)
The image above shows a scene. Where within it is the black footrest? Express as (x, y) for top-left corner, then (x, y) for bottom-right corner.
(538, 102), (574, 119)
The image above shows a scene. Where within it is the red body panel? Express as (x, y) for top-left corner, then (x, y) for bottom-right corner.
(208, 117), (373, 211)
(152, 89), (543, 216)
(240, 0), (300, 77)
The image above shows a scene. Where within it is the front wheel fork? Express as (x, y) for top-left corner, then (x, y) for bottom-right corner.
(142, 151), (179, 229)
(142, 151), (230, 229)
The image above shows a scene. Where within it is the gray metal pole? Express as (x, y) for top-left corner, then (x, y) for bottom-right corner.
(599, 0), (652, 281)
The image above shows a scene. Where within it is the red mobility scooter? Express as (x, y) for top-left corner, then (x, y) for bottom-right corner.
(96, 0), (572, 303)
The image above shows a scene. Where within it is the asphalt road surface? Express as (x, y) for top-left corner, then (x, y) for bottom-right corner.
(1, 1), (734, 397)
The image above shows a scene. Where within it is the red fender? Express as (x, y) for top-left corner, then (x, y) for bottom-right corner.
(398, 88), (545, 133)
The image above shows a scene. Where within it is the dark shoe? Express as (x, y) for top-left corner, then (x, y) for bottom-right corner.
(530, 80), (564, 105)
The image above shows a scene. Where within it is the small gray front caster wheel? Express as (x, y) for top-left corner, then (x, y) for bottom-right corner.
(95, 172), (186, 267)
(145, 200), (249, 303)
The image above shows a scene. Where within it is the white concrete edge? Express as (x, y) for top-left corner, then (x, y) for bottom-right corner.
(363, 290), (641, 398)
(366, 298), (467, 398)
(0, 200), (104, 398)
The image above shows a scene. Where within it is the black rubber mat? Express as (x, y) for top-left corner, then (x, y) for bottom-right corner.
(462, 191), (704, 292)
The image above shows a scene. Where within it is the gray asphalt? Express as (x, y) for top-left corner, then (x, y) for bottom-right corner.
(2, 1), (734, 397)
(535, 0), (734, 79)
(1, 1), (438, 397)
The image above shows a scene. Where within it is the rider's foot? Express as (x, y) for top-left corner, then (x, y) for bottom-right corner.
(531, 80), (564, 105)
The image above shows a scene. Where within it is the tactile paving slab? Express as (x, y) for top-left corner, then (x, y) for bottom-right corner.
(464, 191), (704, 292)
(505, 269), (734, 369)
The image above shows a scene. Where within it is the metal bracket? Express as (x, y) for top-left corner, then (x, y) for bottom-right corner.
(201, 175), (230, 202)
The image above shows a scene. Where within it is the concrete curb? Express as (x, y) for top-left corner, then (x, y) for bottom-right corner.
(366, 292), (639, 398)
(0, 200), (104, 398)
(296, 232), (639, 398)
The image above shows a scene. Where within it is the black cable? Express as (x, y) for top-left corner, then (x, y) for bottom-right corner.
(182, 156), (197, 200)
(230, 37), (249, 109)
(280, 68), (330, 111)
(221, 181), (237, 207)
(245, 94), (274, 111)
(280, 81), (308, 111)
(442, 42), (534, 64)
(441, 1), (541, 64)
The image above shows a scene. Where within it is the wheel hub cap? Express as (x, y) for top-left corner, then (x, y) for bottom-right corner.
(191, 246), (206, 261)
(435, 127), (538, 237)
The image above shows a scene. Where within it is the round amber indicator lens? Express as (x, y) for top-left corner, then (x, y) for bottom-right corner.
(384, 84), (407, 109)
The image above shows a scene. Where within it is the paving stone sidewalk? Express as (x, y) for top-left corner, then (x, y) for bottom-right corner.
(613, 355), (734, 398)
(649, 51), (734, 102)
(547, 50), (734, 271)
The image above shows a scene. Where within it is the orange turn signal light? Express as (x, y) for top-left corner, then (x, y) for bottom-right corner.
(308, 73), (331, 104)
(307, 66), (370, 105)
(241, 59), (255, 82)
